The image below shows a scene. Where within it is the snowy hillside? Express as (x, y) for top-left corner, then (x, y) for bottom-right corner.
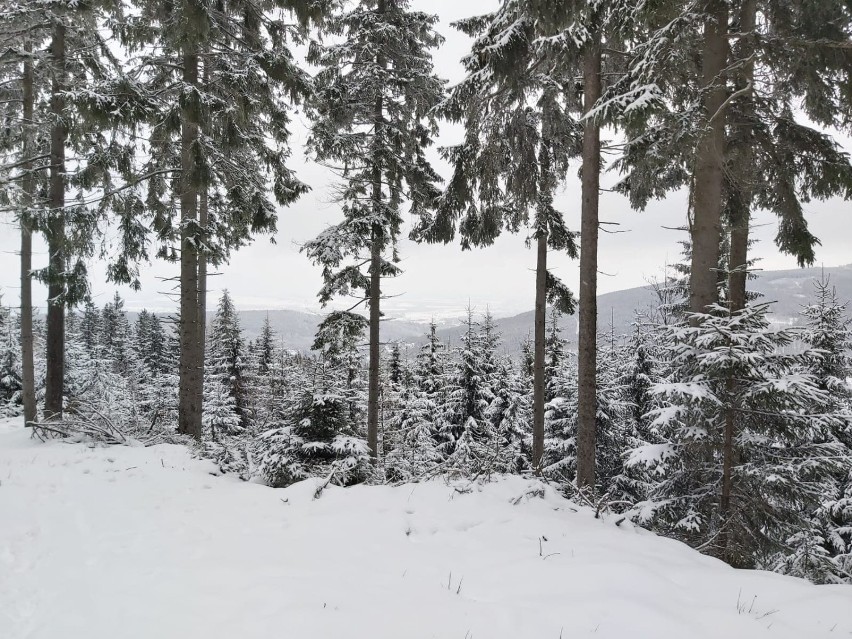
(1, 418), (849, 639)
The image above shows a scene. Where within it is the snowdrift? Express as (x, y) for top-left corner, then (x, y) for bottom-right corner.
(0, 418), (849, 639)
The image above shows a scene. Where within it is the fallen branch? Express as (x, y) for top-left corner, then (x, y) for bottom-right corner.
(26, 408), (129, 445)
(313, 462), (340, 500)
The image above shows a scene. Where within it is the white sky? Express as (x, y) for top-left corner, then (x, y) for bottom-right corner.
(1, 0), (850, 320)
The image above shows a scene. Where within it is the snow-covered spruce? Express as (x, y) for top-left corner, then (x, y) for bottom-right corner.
(257, 312), (370, 489)
(774, 277), (852, 583)
(629, 301), (849, 568)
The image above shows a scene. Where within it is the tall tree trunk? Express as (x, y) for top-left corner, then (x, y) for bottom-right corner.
(720, 0), (755, 563)
(532, 231), (547, 472)
(178, 48), (202, 438)
(197, 56), (209, 410)
(20, 41), (36, 426)
(44, 23), (66, 421)
(198, 190), (207, 359)
(720, 372), (736, 560)
(367, 130), (383, 459)
(366, 2), (385, 462)
(727, 0), (755, 315)
(689, 2), (729, 319)
(576, 31), (602, 491)
(367, 229), (381, 461)
(727, 215), (749, 313)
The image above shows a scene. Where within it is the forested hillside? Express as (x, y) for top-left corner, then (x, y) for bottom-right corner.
(1, 0), (851, 624)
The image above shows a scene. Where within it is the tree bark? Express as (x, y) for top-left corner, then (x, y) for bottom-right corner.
(197, 56), (209, 407)
(727, 0), (756, 315)
(367, 229), (381, 461)
(720, 0), (755, 563)
(367, 131), (382, 459)
(20, 41), (36, 426)
(178, 48), (202, 438)
(366, 0), (386, 462)
(44, 23), (66, 421)
(198, 192), (207, 339)
(197, 182), (208, 429)
(689, 2), (729, 319)
(576, 31), (602, 491)
(532, 231), (547, 472)
(727, 214), (749, 313)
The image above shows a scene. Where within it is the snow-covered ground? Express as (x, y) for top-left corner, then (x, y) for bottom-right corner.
(1, 418), (849, 639)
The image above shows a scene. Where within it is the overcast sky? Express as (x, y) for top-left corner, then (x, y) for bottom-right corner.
(1, 0), (849, 320)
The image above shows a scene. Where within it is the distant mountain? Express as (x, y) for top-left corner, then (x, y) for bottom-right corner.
(432, 264), (852, 354)
(146, 264), (851, 354)
(749, 264), (852, 322)
(236, 309), (430, 352)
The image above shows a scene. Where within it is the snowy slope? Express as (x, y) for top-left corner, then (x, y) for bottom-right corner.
(1, 418), (849, 639)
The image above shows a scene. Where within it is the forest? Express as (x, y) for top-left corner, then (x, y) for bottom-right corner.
(1, 0), (851, 591)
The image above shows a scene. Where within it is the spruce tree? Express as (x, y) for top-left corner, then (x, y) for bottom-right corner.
(0, 22), (42, 426)
(79, 302), (101, 357)
(544, 308), (567, 402)
(593, 323), (631, 498)
(543, 345), (578, 484)
(2, 1), (151, 421)
(380, 342), (407, 461)
(255, 316), (277, 377)
(99, 293), (133, 376)
(633, 302), (846, 567)
(414, 1), (580, 473)
(206, 290), (248, 431)
(121, 0), (321, 438)
(775, 276), (852, 583)
(486, 357), (532, 475)
(524, 0), (631, 490)
(64, 309), (141, 433)
(258, 313), (370, 487)
(303, 0), (445, 462)
(0, 297), (21, 410)
(384, 379), (442, 482)
(250, 315), (282, 429)
(596, 1), (852, 318)
(388, 343), (404, 388)
(384, 337), (444, 481)
(386, 319), (449, 474)
(132, 309), (175, 425)
(800, 276), (852, 412)
(438, 308), (510, 475)
(202, 382), (241, 442)
(542, 312), (631, 497)
(613, 320), (669, 507)
(592, 3), (851, 531)
(415, 321), (448, 407)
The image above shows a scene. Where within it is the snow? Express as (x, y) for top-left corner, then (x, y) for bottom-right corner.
(1, 417), (850, 639)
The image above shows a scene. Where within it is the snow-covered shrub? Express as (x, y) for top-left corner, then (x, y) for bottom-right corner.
(257, 386), (370, 489)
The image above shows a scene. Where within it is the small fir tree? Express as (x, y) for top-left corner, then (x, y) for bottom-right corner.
(205, 290), (248, 430)
(257, 313), (370, 488)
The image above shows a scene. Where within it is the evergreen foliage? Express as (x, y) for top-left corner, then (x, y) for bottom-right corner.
(206, 290), (248, 430)
(303, 0), (445, 459)
(630, 302), (847, 567)
(257, 312), (370, 488)
(596, 1), (852, 269)
(774, 276), (852, 583)
(2, 0), (852, 589)
(0, 298), (21, 410)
